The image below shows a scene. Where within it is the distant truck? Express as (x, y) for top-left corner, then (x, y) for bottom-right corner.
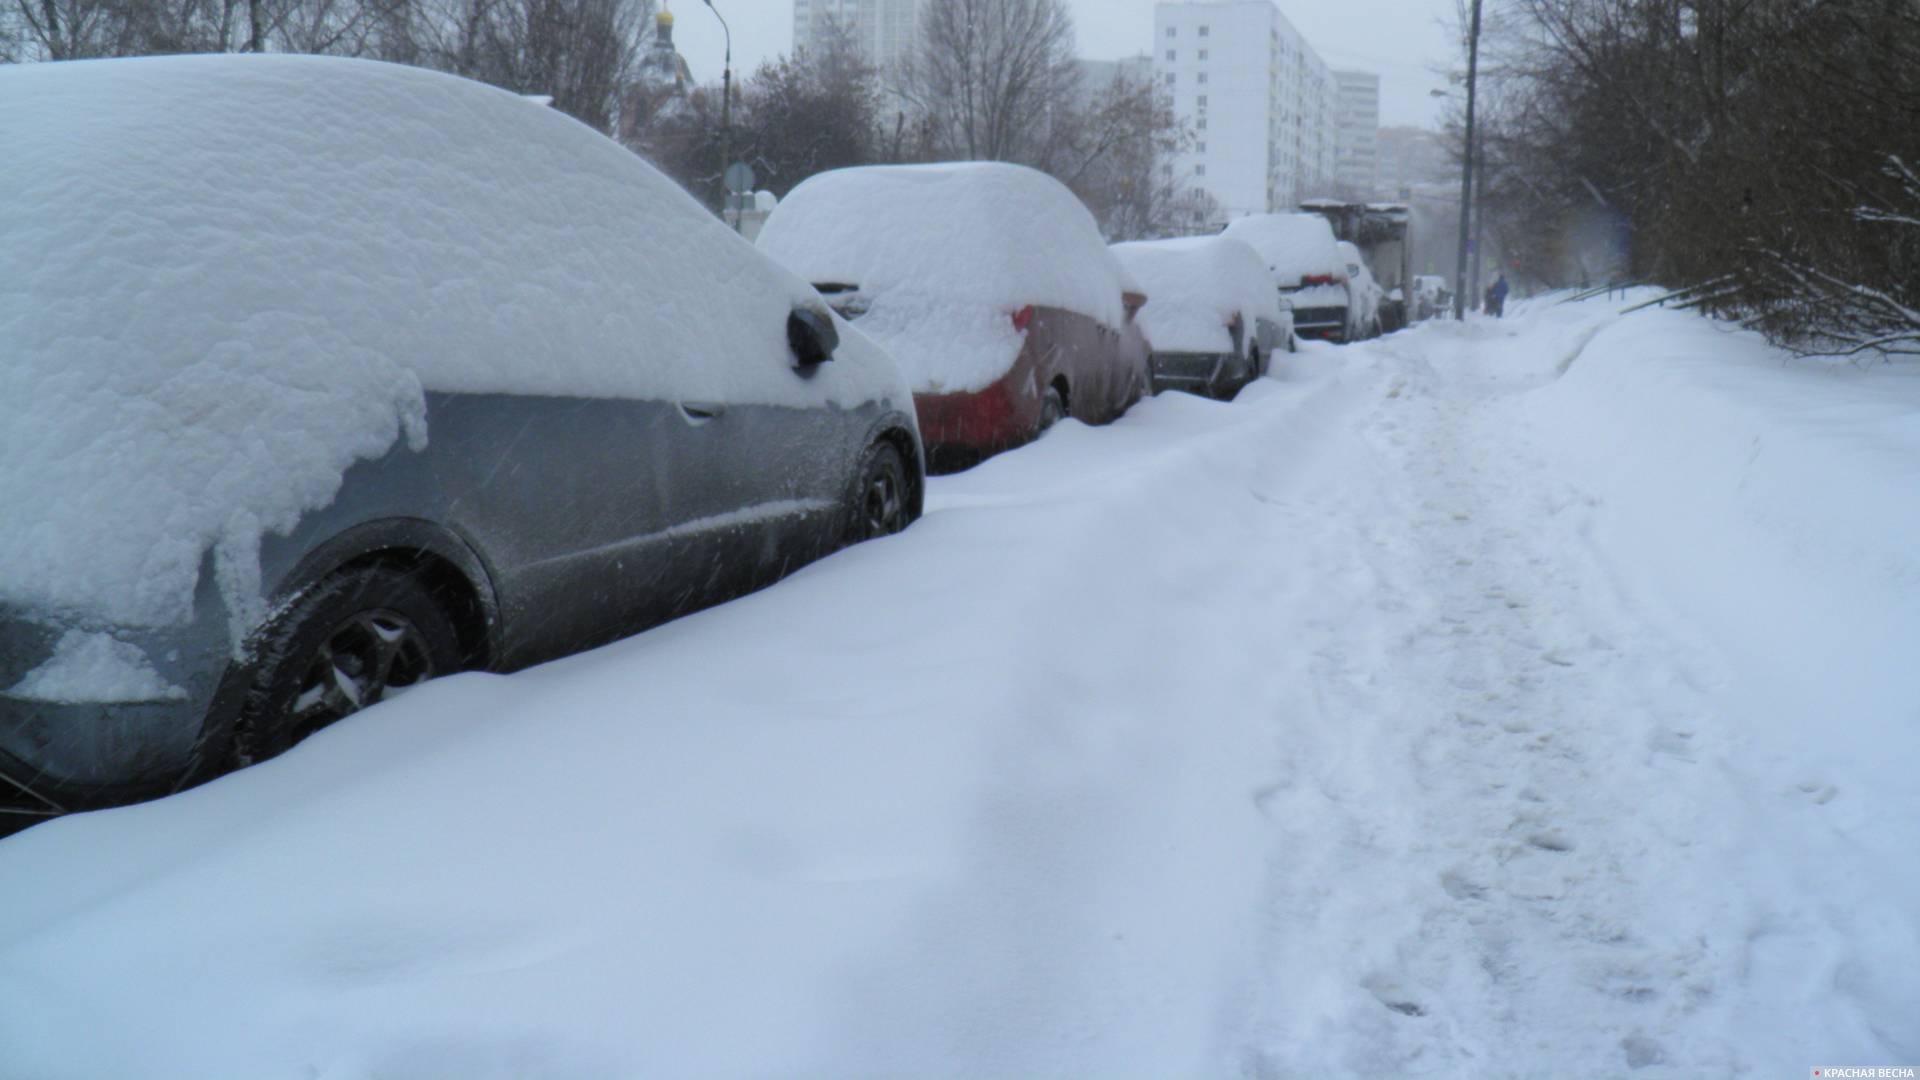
(1298, 200), (1415, 333)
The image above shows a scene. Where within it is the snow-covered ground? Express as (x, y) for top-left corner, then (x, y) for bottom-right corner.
(2, 295), (1915, 1078)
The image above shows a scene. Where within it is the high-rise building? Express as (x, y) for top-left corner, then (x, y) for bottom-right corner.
(1332, 69), (1380, 199)
(1153, 1), (1338, 224)
(793, 0), (922, 76)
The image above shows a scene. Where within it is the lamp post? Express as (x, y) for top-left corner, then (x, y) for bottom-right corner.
(701, 0), (735, 230)
(1452, 0), (1483, 320)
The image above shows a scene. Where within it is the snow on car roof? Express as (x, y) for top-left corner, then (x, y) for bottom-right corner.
(756, 162), (1128, 392)
(1110, 236), (1283, 355)
(0, 55), (903, 632)
(1221, 213), (1345, 285)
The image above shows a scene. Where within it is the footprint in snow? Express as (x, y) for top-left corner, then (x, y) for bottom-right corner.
(1440, 869), (1489, 901)
(1647, 730), (1696, 761)
(1528, 830), (1575, 853)
(1361, 977), (1428, 1018)
(1621, 1033), (1667, 1069)
(1795, 781), (1839, 805)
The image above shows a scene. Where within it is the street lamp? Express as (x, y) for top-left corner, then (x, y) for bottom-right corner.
(1452, 0), (1483, 320)
(701, 0), (735, 230)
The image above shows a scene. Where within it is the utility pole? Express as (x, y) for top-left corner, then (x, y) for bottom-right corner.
(702, 0), (735, 230)
(1470, 138), (1486, 308)
(1452, 0), (1483, 320)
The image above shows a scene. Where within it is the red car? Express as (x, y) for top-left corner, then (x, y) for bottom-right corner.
(757, 162), (1151, 471)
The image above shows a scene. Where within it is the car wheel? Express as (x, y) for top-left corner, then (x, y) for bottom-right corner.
(848, 441), (910, 543)
(235, 564), (463, 765)
(1038, 385), (1067, 433)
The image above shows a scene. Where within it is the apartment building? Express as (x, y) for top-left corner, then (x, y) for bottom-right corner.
(792, 0), (921, 75)
(1153, 0), (1338, 223)
(1333, 69), (1381, 199)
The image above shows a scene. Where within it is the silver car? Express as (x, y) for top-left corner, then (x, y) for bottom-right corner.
(0, 56), (923, 826)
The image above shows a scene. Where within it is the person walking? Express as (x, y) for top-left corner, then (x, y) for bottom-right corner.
(1488, 273), (1510, 317)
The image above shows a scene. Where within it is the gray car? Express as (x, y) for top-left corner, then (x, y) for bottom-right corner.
(0, 56), (923, 826)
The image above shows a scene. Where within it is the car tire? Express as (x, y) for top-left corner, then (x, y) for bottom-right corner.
(1038, 386), (1067, 433)
(234, 564), (463, 766)
(847, 441), (910, 544)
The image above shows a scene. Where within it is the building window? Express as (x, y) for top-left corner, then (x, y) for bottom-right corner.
(1165, 49), (1175, 61)
(1195, 164), (1206, 176)
(1196, 141), (1206, 153)
(1196, 117), (1207, 130)
(1165, 72), (1175, 85)
(1198, 49), (1208, 60)
(1165, 26), (1176, 37)
(1196, 72), (1207, 84)
(1197, 94), (1207, 107)
(1198, 24), (1209, 36)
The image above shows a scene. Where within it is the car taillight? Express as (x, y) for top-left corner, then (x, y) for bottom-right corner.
(1012, 305), (1035, 332)
(1301, 274), (1336, 287)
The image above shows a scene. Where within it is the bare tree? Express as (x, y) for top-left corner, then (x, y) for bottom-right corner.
(1473, 0), (1920, 357)
(4, 0), (650, 133)
(629, 24), (883, 212)
(894, 0), (1080, 166)
(402, 0), (648, 130)
(10, 0), (146, 58)
(1053, 69), (1212, 240)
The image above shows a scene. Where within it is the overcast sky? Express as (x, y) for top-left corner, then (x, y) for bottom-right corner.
(666, 0), (1462, 129)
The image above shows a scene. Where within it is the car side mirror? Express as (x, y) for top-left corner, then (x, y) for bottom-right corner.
(788, 305), (839, 367)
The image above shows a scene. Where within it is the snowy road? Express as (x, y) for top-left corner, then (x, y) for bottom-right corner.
(2, 297), (1916, 1078)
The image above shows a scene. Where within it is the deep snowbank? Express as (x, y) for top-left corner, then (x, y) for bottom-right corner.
(1511, 300), (1920, 1061)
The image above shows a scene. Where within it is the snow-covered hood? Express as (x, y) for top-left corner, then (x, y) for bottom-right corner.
(1112, 236), (1284, 354)
(0, 55), (911, 631)
(1222, 213), (1346, 288)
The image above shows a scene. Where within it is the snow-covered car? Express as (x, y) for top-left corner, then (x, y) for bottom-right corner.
(1110, 235), (1294, 399)
(0, 55), (924, 823)
(1338, 240), (1385, 340)
(1221, 213), (1352, 343)
(756, 162), (1151, 471)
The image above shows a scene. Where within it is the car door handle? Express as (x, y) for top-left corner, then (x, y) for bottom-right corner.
(679, 401), (727, 421)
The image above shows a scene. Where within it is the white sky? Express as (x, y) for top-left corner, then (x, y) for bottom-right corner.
(666, 0), (1462, 129)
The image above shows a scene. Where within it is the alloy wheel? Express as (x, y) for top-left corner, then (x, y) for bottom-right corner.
(288, 608), (435, 742)
(863, 462), (907, 536)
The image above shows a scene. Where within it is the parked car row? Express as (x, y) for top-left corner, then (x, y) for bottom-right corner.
(0, 56), (1386, 826)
